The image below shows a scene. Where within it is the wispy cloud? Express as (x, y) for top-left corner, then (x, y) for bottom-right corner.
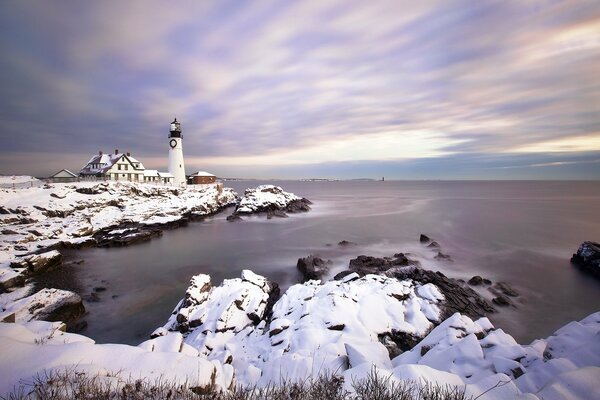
(0, 0), (599, 178)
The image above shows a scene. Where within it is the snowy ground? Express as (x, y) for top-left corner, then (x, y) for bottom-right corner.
(1, 179), (598, 398)
(0, 271), (598, 399)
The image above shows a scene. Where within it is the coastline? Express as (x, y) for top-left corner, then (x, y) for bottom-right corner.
(0, 179), (599, 399)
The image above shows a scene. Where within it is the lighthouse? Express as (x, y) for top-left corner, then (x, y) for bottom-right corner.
(168, 118), (186, 187)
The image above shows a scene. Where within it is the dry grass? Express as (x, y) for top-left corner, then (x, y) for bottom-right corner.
(3, 367), (471, 400)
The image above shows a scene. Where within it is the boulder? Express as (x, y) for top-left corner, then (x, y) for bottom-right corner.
(4, 288), (85, 323)
(235, 185), (311, 216)
(296, 255), (332, 282)
(571, 241), (600, 277)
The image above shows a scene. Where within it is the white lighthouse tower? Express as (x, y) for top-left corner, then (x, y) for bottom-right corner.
(168, 117), (186, 187)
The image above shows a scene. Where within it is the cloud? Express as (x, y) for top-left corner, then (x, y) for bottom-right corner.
(0, 0), (599, 178)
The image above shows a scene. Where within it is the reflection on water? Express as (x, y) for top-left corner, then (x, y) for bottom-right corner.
(63, 181), (600, 345)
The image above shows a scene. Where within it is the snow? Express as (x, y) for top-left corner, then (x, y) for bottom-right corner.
(0, 321), (229, 396)
(0, 175), (41, 185)
(235, 185), (301, 214)
(0, 268), (599, 398)
(0, 181), (237, 265)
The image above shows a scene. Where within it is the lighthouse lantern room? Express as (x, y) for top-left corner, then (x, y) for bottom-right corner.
(168, 117), (186, 187)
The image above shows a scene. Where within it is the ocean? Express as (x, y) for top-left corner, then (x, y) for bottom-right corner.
(60, 180), (600, 345)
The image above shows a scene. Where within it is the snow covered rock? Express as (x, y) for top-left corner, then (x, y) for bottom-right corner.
(154, 270), (444, 387)
(0, 320), (230, 396)
(1, 288), (84, 323)
(0, 181), (238, 264)
(232, 185), (311, 217)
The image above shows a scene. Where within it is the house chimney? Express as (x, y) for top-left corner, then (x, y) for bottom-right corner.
(115, 149), (119, 155)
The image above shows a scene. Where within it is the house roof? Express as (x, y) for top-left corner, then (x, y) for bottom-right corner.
(51, 169), (77, 178)
(80, 153), (144, 175)
(191, 171), (216, 177)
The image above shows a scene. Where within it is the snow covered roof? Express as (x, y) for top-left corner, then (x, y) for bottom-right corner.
(191, 171), (216, 177)
(80, 152), (144, 175)
(50, 169), (77, 178)
(143, 169), (159, 177)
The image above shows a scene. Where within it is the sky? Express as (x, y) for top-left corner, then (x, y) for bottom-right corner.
(0, 0), (599, 179)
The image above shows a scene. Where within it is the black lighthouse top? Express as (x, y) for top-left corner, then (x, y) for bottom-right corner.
(169, 118), (182, 138)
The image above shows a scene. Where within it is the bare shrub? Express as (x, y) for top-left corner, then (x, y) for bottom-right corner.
(3, 367), (472, 400)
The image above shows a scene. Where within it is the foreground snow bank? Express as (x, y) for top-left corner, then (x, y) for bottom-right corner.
(139, 270), (600, 399)
(1, 273), (599, 399)
(0, 321), (232, 395)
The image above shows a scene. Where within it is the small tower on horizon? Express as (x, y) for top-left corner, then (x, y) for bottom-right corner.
(168, 117), (186, 187)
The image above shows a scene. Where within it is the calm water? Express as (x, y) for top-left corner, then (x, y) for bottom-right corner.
(62, 181), (600, 345)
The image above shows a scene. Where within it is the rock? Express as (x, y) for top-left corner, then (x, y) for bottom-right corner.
(296, 255), (332, 282)
(285, 198), (312, 213)
(492, 295), (511, 306)
(434, 251), (453, 262)
(235, 185), (311, 216)
(93, 224), (163, 247)
(333, 270), (356, 281)
(571, 241), (600, 277)
(67, 319), (88, 333)
(266, 210), (288, 219)
(420, 234), (432, 243)
(10, 250), (63, 275)
(468, 276), (484, 286)
(338, 240), (357, 246)
(348, 253), (416, 276)
(226, 213), (243, 222)
(391, 267), (496, 320)
(492, 282), (519, 297)
(5, 288), (85, 323)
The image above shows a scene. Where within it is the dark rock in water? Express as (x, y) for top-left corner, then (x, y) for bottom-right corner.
(493, 282), (519, 297)
(338, 240), (357, 246)
(571, 241), (600, 277)
(286, 198), (312, 213)
(226, 213), (243, 222)
(349, 254), (418, 276)
(434, 251), (453, 262)
(492, 295), (511, 306)
(391, 267), (496, 320)
(93, 223), (164, 247)
(419, 234), (431, 243)
(67, 319), (88, 333)
(468, 276), (484, 286)
(267, 210), (288, 219)
(297, 255), (332, 282)
(333, 270), (356, 281)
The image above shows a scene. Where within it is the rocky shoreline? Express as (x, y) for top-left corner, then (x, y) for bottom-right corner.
(0, 181), (309, 329)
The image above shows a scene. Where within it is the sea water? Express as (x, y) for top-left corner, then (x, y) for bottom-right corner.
(61, 181), (600, 345)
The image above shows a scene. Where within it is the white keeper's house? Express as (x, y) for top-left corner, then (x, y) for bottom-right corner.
(79, 149), (174, 184)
